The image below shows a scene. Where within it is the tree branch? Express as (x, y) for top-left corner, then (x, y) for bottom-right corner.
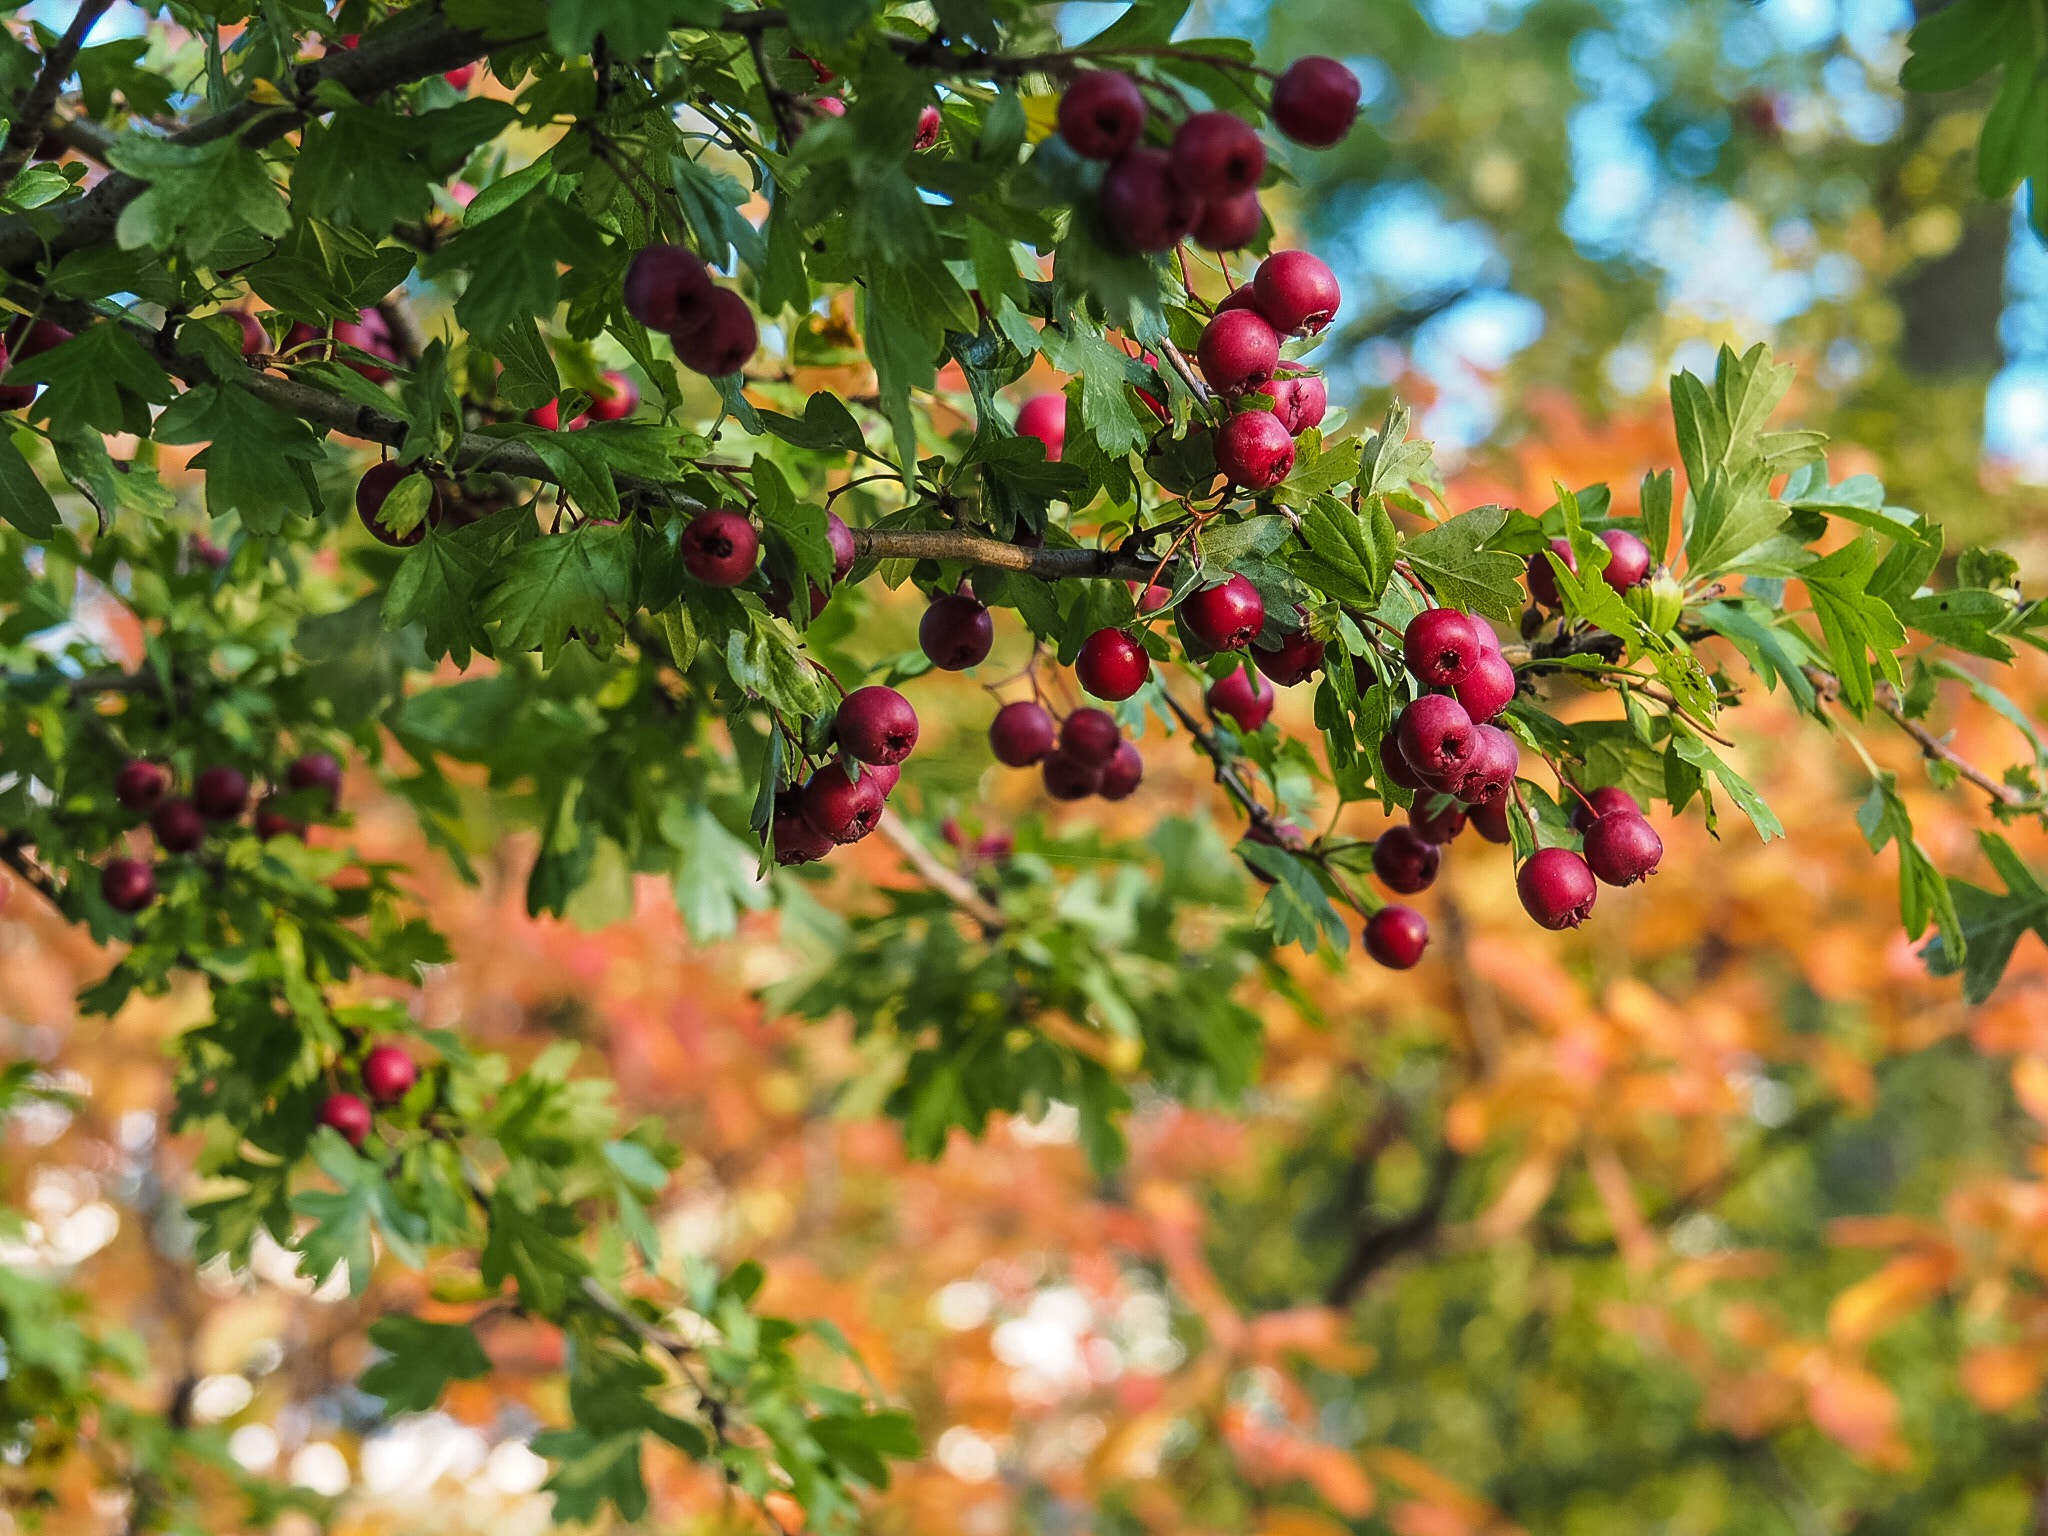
(1323, 1142), (1458, 1307)
(1876, 679), (2036, 809)
(0, 834), (63, 907)
(876, 810), (1005, 934)
(0, 0), (116, 190)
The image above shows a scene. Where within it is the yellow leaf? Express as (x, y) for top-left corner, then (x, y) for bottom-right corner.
(1961, 1343), (2046, 1412)
(1020, 94), (1060, 143)
(2014, 1055), (2048, 1128)
(247, 78), (289, 105)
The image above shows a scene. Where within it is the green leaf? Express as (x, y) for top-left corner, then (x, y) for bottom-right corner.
(1858, 771), (1965, 957)
(479, 522), (634, 665)
(106, 132), (290, 264)
(1803, 536), (1908, 714)
(151, 383), (325, 531)
(480, 315), (560, 411)
(1289, 494), (1395, 609)
(385, 519), (500, 666)
(1921, 832), (2048, 1003)
(671, 154), (766, 273)
(531, 1427), (648, 1525)
(1400, 505), (1527, 623)
(246, 219), (417, 324)
(7, 325), (174, 437)
(480, 1188), (589, 1314)
(1041, 327), (1150, 458)
(0, 431), (60, 539)
(359, 1316), (491, 1414)
(296, 99), (516, 237)
(1668, 730), (1783, 843)
(1238, 841), (1348, 955)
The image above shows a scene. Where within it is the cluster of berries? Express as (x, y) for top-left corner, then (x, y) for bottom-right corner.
(622, 244), (760, 379)
(988, 701), (1144, 803)
(773, 686), (918, 865)
(678, 504), (860, 622)
(527, 371), (640, 431)
(1201, 250), (1341, 491)
(99, 753), (343, 914)
(318, 1040), (419, 1148)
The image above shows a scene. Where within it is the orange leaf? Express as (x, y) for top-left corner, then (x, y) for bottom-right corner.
(1961, 1343), (2047, 1412)
(1804, 1356), (1908, 1469)
(1826, 1248), (1957, 1350)
(1257, 1509), (1355, 1536)
(2014, 1055), (2048, 1130)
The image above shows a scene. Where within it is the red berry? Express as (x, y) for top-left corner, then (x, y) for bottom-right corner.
(1061, 708), (1122, 767)
(1253, 251), (1342, 335)
(1569, 785), (1639, 834)
(920, 593), (995, 671)
(1600, 528), (1652, 590)
(116, 760), (170, 811)
(100, 858), (157, 913)
(320, 1091), (373, 1147)
(150, 798), (206, 853)
(1215, 285), (1261, 316)
(444, 64), (475, 90)
(1371, 823), (1440, 895)
(1528, 538), (1575, 608)
(773, 790), (837, 865)
(1042, 749), (1104, 800)
(1454, 648), (1517, 723)
(624, 245), (715, 333)
(1197, 309), (1281, 394)
(801, 763), (886, 844)
(1076, 629), (1149, 700)
(1364, 905), (1428, 969)
(1272, 57), (1362, 148)
(333, 312), (394, 382)
(1253, 616), (1325, 686)
(1058, 70), (1146, 160)
(837, 686), (919, 766)
(1208, 665), (1276, 732)
(1194, 190), (1263, 252)
(1183, 573), (1266, 651)
(254, 800), (305, 840)
(1016, 393), (1066, 460)
(1471, 621), (1503, 654)
(1451, 724), (1520, 805)
(825, 512), (857, 580)
(233, 311), (268, 356)
(977, 832), (1015, 861)
(586, 371), (639, 422)
(672, 289), (757, 377)
(1170, 112), (1266, 198)
(1215, 410), (1296, 491)
(1585, 811), (1664, 886)
(1403, 607), (1482, 688)
(1378, 734), (1425, 792)
(1098, 740), (1144, 800)
(682, 510), (759, 587)
(1409, 797), (1467, 844)
(1101, 148), (1202, 253)
(1395, 695), (1476, 783)
(1268, 374), (1328, 435)
(867, 761), (902, 797)
(194, 766), (249, 821)
(1132, 581), (1172, 614)
(913, 104), (943, 152)
(287, 752), (344, 810)
(12, 319), (71, 359)
(1518, 847), (1597, 930)
(362, 1043), (418, 1104)
(356, 461), (443, 548)
(1470, 796), (1512, 844)
(990, 701), (1056, 767)
(527, 397), (585, 431)
(0, 338), (29, 410)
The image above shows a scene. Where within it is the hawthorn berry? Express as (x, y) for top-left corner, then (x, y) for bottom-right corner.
(1395, 695), (1477, 783)
(1077, 628), (1149, 701)
(1208, 665), (1277, 732)
(1528, 538), (1575, 608)
(624, 245), (716, 333)
(1364, 904), (1429, 969)
(837, 686), (919, 766)
(920, 593), (995, 671)
(320, 1091), (373, 1148)
(1569, 785), (1639, 833)
(1132, 581), (1172, 614)
(1098, 740), (1145, 800)
(1518, 847), (1598, 929)
(333, 311), (394, 382)
(1379, 733), (1425, 792)
(989, 701), (1056, 767)
(527, 397), (587, 431)
(825, 511), (858, 581)
(1215, 285), (1261, 316)
(1372, 823), (1441, 895)
(116, 761), (170, 811)
(444, 64), (475, 90)
(362, 1043), (418, 1104)
(913, 104), (943, 152)
(233, 311), (269, 356)
(681, 510), (760, 586)
(866, 762), (902, 797)
(0, 338), (32, 409)
(586, 372), (639, 422)
(1194, 190), (1263, 252)
(1183, 574), (1267, 651)
(1600, 528), (1653, 590)
(1469, 795), (1513, 844)
(1272, 56), (1363, 148)
(1214, 410), (1296, 491)
(1061, 708), (1122, 767)
(1454, 648), (1518, 723)
(1042, 750), (1104, 801)
(977, 832), (1015, 861)
(1016, 393), (1066, 460)
(801, 764), (886, 844)
(1584, 811), (1664, 886)
(1102, 148), (1202, 253)
(773, 790), (837, 865)
(101, 858), (157, 914)
(1268, 374), (1328, 435)
(1404, 607), (1482, 687)
(254, 799), (305, 840)
(288, 752), (344, 809)
(672, 288), (758, 377)
(1058, 70), (1146, 160)
(356, 461), (444, 548)
(1451, 724), (1520, 805)
(1409, 797), (1467, 844)
(1253, 618), (1325, 687)
(194, 766), (249, 821)
(1170, 112), (1266, 198)
(1197, 308), (1281, 394)
(151, 798), (206, 853)
(1253, 251), (1342, 335)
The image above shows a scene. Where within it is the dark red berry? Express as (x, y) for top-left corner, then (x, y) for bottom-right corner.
(1214, 410), (1295, 490)
(1364, 905), (1428, 969)
(801, 764), (886, 844)
(1409, 797), (1467, 844)
(1016, 393), (1066, 460)
(101, 858), (157, 913)
(1042, 749), (1104, 801)
(825, 512), (858, 581)
(1184, 574), (1266, 651)
(321, 1091), (373, 1147)
(1451, 723), (1520, 806)
(333, 312), (394, 382)
(1584, 812), (1663, 886)
(1528, 538), (1575, 608)
(764, 574), (829, 621)
(193, 766), (248, 821)
(356, 461), (444, 548)
(867, 761), (901, 797)
(1208, 665), (1276, 732)
(586, 371), (639, 422)
(1403, 607), (1481, 687)
(913, 104), (943, 152)
(1197, 308), (1281, 394)
(1272, 57), (1362, 148)
(1194, 190), (1263, 252)
(1395, 694), (1476, 783)
(1170, 112), (1266, 198)
(0, 339), (29, 410)
(1098, 740), (1144, 800)
(837, 686), (919, 766)
(1132, 581), (1172, 614)
(1058, 71), (1147, 160)
(1470, 796), (1512, 844)
(150, 798), (206, 853)
(920, 593), (995, 671)
(1569, 785), (1639, 834)
(1379, 733), (1425, 792)
(1253, 617), (1325, 686)
(233, 311), (268, 356)
(672, 289), (758, 377)
(1600, 528), (1652, 590)
(1371, 823), (1440, 895)
(1215, 285), (1261, 316)
(116, 761), (170, 811)
(773, 790), (837, 865)
(1102, 148), (1202, 253)
(682, 510), (759, 586)
(1077, 629), (1149, 700)
(1061, 708), (1122, 767)
(1268, 374), (1328, 435)
(287, 752), (343, 810)
(1454, 648), (1517, 723)
(362, 1043), (418, 1104)
(990, 701), (1057, 767)
(254, 800), (305, 840)
(977, 832), (1014, 861)
(624, 245), (715, 333)
(1253, 251), (1341, 335)
(1518, 847), (1597, 929)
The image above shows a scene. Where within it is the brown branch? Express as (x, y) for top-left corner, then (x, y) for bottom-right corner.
(1875, 679), (2035, 809)
(1323, 1143), (1458, 1307)
(0, 834), (62, 907)
(1155, 678), (1273, 830)
(0, 0), (116, 189)
(876, 809), (1005, 934)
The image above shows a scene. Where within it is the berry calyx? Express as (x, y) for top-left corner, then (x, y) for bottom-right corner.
(1061, 708), (1122, 767)
(837, 686), (919, 766)
(1584, 811), (1664, 886)
(1183, 574), (1267, 651)
(1101, 148), (1202, 253)
(1076, 628), (1150, 701)
(1193, 189), (1263, 252)
(1197, 309), (1281, 394)
(1214, 410), (1296, 490)
(1253, 250), (1342, 335)
(1042, 750), (1104, 801)
(320, 1091), (373, 1147)
(1208, 665), (1277, 732)
(624, 245), (715, 333)
(672, 288), (758, 377)
(356, 461), (445, 548)
(1403, 607), (1482, 688)
(287, 752), (344, 810)
(150, 798), (206, 853)
(801, 764), (886, 844)
(1268, 374), (1328, 435)
(1364, 905), (1429, 969)
(990, 701), (1057, 767)
(1272, 57), (1363, 148)
(116, 760), (170, 811)
(193, 766), (249, 821)
(1098, 740), (1144, 800)
(1253, 617), (1325, 686)
(101, 858), (157, 914)
(1372, 823), (1441, 895)
(1517, 847), (1598, 930)
(1395, 694), (1477, 782)
(1170, 112), (1267, 198)
(1600, 528), (1653, 590)
(1454, 648), (1518, 723)
(1016, 393), (1066, 460)
(681, 510), (760, 587)
(362, 1043), (418, 1104)
(1058, 70), (1147, 160)
(1528, 538), (1575, 608)
(1569, 785), (1639, 833)
(919, 593), (995, 671)
(1409, 797), (1467, 844)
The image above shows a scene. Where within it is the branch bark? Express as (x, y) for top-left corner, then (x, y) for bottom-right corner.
(0, 0), (116, 190)
(876, 810), (1005, 934)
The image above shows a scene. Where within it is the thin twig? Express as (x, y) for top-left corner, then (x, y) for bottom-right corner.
(0, 0), (116, 189)
(1875, 679), (2034, 810)
(877, 809), (1005, 934)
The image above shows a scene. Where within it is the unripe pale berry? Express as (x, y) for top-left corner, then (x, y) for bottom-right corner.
(321, 1091), (373, 1147)
(116, 760), (170, 811)
(1409, 798), (1467, 844)
(1016, 393), (1066, 460)
(1194, 189), (1263, 252)
(1403, 607), (1481, 687)
(1253, 250), (1342, 335)
(837, 686), (919, 766)
(1528, 538), (1575, 608)
(1197, 309), (1281, 394)
(151, 798), (206, 853)
(1268, 374), (1328, 435)
(1371, 823), (1441, 895)
(801, 764), (886, 844)
(101, 857), (157, 913)
(681, 510), (759, 586)
(1600, 528), (1653, 590)
(1208, 665), (1276, 732)
(1042, 749), (1103, 801)
(1102, 148), (1202, 253)
(1395, 694), (1476, 782)
(194, 766), (249, 821)
(362, 1043), (418, 1104)
(1214, 410), (1296, 490)
(1518, 847), (1598, 929)
(990, 701), (1057, 767)
(1569, 785), (1639, 834)
(1584, 811), (1664, 886)
(1272, 56), (1363, 148)
(1170, 111), (1266, 198)
(1061, 708), (1122, 767)
(1058, 70), (1146, 160)
(624, 245), (715, 333)
(1454, 648), (1517, 723)
(1253, 618), (1325, 686)
(1076, 628), (1149, 700)
(1364, 904), (1429, 969)
(1451, 723), (1520, 806)
(1097, 740), (1144, 800)
(672, 288), (758, 377)
(920, 593), (995, 671)
(1183, 573), (1266, 651)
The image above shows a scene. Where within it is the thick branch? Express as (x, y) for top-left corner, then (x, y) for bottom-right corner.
(0, 0), (115, 189)
(876, 810), (1005, 934)
(0, 834), (63, 907)
(1323, 1143), (1459, 1307)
